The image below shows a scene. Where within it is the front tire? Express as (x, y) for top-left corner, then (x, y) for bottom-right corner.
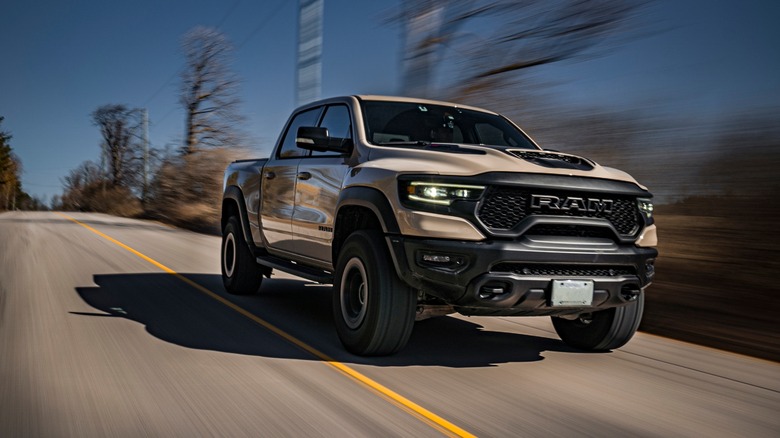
(221, 216), (263, 295)
(552, 291), (644, 351)
(333, 230), (416, 356)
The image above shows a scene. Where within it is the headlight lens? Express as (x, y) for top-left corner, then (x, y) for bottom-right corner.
(637, 198), (654, 220)
(404, 182), (485, 206)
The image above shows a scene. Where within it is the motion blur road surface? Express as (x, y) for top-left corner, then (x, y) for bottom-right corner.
(1, 211), (778, 437)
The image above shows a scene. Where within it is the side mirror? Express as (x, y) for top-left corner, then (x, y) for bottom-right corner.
(296, 126), (353, 154)
(296, 126), (329, 151)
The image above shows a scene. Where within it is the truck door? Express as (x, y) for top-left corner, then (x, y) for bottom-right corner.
(292, 104), (352, 264)
(260, 107), (321, 254)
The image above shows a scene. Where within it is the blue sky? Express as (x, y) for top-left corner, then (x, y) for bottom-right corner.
(1, 0), (778, 202)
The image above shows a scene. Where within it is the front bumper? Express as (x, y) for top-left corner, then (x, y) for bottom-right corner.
(387, 234), (657, 316)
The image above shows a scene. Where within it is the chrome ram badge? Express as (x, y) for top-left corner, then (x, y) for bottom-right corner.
(530, 195), (613, 214)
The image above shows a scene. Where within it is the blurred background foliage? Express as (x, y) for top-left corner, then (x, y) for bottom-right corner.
(496, 96), (780, 361)
(393, 0), (779, 360)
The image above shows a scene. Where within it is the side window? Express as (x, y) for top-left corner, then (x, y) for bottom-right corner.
(277, 107), (321, 158)
(310, 105), (352, 157)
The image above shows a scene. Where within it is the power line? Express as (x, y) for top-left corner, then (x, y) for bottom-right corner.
(144, 1), (290, 135)
(149, 106), (178, 134)
(237, 0), (288, 50)
(141, 70), (180, 108)
(216, 0), (243, 29)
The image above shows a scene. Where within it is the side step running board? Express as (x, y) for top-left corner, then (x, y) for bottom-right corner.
(256, 255), (334, 284)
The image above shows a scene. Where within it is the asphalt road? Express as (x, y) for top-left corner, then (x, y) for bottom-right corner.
(1, 211), (778, 437)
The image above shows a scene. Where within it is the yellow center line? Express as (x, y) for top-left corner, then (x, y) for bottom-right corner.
(58, 212), (477, 438)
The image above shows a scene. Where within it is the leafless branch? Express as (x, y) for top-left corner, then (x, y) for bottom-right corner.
(180, 26), (245, 154)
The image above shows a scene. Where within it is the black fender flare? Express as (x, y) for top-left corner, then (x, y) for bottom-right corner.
(334, 187), (419, 288)
(335, 186), (400, 234)
(222, 185), (256, 252)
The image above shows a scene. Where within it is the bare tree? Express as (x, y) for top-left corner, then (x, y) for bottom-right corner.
(180, 26), (244, 154)
(395, 0), (645, 98)
(141, 27), (245, 229)
(62, 161), (103, 195)
(91, 104), (144, 190)
(60, 160), (104, 210)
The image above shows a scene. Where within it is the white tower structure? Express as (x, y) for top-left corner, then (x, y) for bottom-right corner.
(296, 0), (323, 106)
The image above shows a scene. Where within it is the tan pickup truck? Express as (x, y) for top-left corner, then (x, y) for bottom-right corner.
(221, 95), (658, 356)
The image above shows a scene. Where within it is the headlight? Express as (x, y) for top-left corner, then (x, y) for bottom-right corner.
(637, 198), (654, 220)
(404, 182), (485, 206)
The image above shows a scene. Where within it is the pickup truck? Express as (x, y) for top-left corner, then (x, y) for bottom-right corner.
(221, 95), (657, 356)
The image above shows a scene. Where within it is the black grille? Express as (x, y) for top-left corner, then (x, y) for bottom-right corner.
(477, 187), (527, 229)
(477, 187), (641, 236)
(607, 197), (640, 236)
(492, 263), (636, 277)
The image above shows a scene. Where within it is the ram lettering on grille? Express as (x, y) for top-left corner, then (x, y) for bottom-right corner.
(530, 195), (613, 214)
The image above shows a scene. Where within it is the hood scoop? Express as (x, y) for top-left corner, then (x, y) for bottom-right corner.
(424, 143), (486, 155)
(507, 149), (595, 171)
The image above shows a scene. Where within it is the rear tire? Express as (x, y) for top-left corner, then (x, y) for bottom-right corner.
(221, 216), (263, 295)
(333, 230), (416, 356)
(552, 291), (644, 351)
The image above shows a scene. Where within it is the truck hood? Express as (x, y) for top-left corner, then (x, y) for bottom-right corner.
(363, 143), (646, 189)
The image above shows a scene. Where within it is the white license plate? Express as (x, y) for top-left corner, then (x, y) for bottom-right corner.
(551, 280), (594, 306)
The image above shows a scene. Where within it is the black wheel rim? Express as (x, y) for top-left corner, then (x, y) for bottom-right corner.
(340, 257), (368, 329)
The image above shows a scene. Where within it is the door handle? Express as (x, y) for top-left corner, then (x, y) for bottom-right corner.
(297, 171), (312, 180)
(264, 171), (276, 180)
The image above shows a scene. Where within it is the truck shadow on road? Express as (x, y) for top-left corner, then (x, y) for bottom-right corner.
(73, 273), (577, 368)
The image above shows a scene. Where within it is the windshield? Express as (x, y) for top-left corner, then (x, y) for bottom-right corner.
(361, 101), (538, 149)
